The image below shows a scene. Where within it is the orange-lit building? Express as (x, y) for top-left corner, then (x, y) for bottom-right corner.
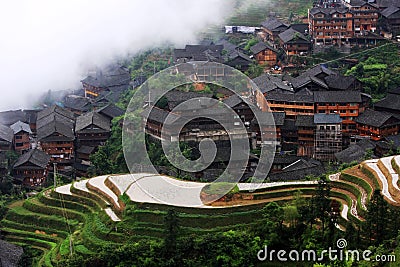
(266, 92), (314, 119)
(250, 42), (278, 67)
(343, 0), (379, 34)
(313, 91), (365, 134)
(355, 109), (400, 141)
(309, 1), (379, 45)
(309, 7), (354, 45)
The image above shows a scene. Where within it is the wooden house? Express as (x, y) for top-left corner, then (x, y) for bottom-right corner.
(313, 91), (363, 134)
(13, 149), (51, 187)
(260, 18), (289, 42)
(265, 91), (315, 119)
(10, 121), (32, 154)
(344, 0), (379, 34)
(381, 6), (400, 36)
(95, 103), (125, 121)
(81, 65), (130, 98)
(75, 112), (111, 148)
(225, 51), (253, 71)
(37, 105), (75, 129)
(37, 121), (75, 170)
(250, 42), (278, 67)
(278, 28), (311, 57)
(355, 109), (400, 141)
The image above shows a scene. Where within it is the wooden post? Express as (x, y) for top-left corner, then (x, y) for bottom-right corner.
(53, 163), (57, 189)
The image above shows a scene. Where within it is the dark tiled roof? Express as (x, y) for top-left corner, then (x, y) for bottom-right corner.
(324, 75), (359, 90)
(37, 121), (75, 141)
(96, 103), (125, 119)
(253, 74), (293, 94)
(266, 91), (314, 103)
(164, 91), (213, 110)
(375, 0), (400, 8)
(384, 134), (400, 147)
(348, 0), (372, 7)
(36, 113), (75, 129)
(314, 114), (342, 124)
(81, 66), (130, 88)
(250, 42), (277, 55)
(291, 75), (322, 90)
(0, 124), (13, 143)
(289, 24), (309, 35)
(261, 18), (288, 31)
(37, 105), (75, 121)
(77, 145), (96, 154)
(14, 149), (51, 169)
(10, 121), (32, 134)
(225, 51), (253, 65)
(291, 65), (337, 90)
(273, 154), (302, 164)
(309, 7), (349, 16)
(216, 39), (238, 54)
(387, 87), (400, 95)
(313, 91), (362, 103)
(355, 109), (400, 128)
(0, 110), (27, 126)
(278, 28), (309, 44)
(282, 158), (321, 172)
(335, 139), (376, 163)
(381, 6), (400, 18)
(303, 64), (336, 78)
(141, 107), (181, 125)
(222, 94), (245, 108)
(374, 93), (400, 112)
(173, 45), (224, 62)
(24, 109), (40, 124)
(75, 112), (110, 133)
(64, 95), (91, 112)
(295, 115), (315, 127)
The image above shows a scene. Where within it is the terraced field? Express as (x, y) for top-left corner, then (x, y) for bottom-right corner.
(3, 155), (400, 266)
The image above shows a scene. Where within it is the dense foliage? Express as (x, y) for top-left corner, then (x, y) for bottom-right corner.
(53, 176), (400, 266)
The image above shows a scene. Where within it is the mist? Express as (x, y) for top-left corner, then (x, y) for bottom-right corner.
(0, 0), (247, 111)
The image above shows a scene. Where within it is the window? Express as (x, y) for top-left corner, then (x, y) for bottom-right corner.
(15, 135), (22, 140)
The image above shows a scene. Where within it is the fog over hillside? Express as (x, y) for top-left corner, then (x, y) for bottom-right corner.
(0, 0), (267, 110)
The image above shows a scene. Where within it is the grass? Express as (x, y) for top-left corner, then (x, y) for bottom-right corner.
(5, 159), (394, 265)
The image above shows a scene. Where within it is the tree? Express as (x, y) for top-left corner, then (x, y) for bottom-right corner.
(312, 176), (331, 235)
(363, 189), (389, 245)
(163, 209), (180, 257)
(245, 63), (263, 79)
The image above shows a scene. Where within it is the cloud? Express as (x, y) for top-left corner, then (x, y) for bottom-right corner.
(0, 0), (236, 110)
